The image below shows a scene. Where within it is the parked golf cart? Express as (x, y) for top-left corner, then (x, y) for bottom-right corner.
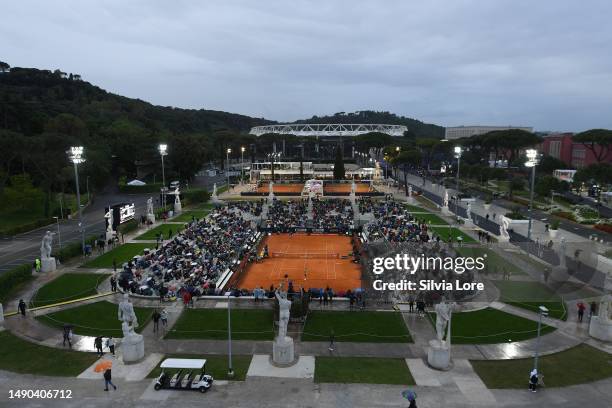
(154, 358), (213, 393)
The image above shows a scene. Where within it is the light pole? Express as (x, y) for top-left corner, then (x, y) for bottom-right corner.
(533, 305), (549, 373)
(240, 146), (245, 185)
(227, 293), (234, 378)
(454, 146), (462, 216)
(159, 144), (168, 210)
(53, 216), (61, 249)
(525, 149), (540, 240)
(226, 148), (232, 188)
(86, 176), (90, 204)
(68, 146), (85, 255)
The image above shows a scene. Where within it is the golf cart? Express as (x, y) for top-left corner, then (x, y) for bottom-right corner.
(154, 358), (213, 393)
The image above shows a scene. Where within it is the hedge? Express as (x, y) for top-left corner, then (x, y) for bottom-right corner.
(0, 264), (33, 303)
(182, 189), (211, 206)
(52, 235), (98, 263)
(117, 219), (139, 235)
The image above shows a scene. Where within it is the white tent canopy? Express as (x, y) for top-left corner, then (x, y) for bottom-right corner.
(126, 179), (146, 186)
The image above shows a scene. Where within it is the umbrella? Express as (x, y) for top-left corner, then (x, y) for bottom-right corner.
(94, 360), (113, 373)
(401, 390), (417, 401)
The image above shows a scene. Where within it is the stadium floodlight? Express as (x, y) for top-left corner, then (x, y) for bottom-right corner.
(159, 144), (168, 209)
(454, 146), (462, 216)
(525, 149), (540, 239)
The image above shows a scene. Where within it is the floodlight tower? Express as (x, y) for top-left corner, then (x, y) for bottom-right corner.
(69, 146), (86, 255)
(525, 149), (540, 240)
(454, 146), (462, 215)
(159, 144), (168, 209)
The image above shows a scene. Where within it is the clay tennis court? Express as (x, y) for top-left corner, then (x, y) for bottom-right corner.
(237, 233), (362, 292)
(255, 183), (304, 194)
(323, 183), (374, 194)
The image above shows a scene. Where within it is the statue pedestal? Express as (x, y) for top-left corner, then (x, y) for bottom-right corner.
(463, 219), (474, 228)
(106, 231), (114, 242)
(497, 235), (510, 243)
(146, 214), (155, 224)
(272, 336), (295, 366)
(40, 258), (56, 273)
(427, 339), (451, 370)
(551, 266), (569, 282)
(121, 334), (145, 364)
(589, 316), (612, 342)
(174, 202), (182, 214)
(441, 206), (452, 216)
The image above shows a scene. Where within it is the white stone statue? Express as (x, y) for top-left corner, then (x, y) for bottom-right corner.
(443, 190), (449, 208)
(40, 231), (53, 260)
(500, 216), (510, 240)
(599, 294), (612, 323)
(351, 181), (356, 194)
(559, 237), (567, 269)
(173, 187), (182, 213)
(118, 293), (139, 331)
(434, 300), (453, 344)
(212, 183), (218, 199)
(589, 293), (612, 342)
(106, 208), (114, 239)
(275, 290), (291, 339)
(146, 197), (154, 216)
(466, 202), (472, 221)
(269, 181), (274, 195)
(408, 185), (413, 198)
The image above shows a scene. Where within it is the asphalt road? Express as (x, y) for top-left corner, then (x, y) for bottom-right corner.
(0, 193), (151, 274)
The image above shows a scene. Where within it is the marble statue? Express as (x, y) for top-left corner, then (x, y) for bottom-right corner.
(105, 208), (114, 239)
(118, 293), (139, 330)
(269, 181), (274, 195)
(466, 202), (472, 221)
(146, 197), (154, 216)
(589, 293), (612, 342)
(351, 181), (356, 194)
(40, 231), (53, 260)
(408, 185), (413, 198)
(500, 216), (510, 240)
(173, 187), (182, 213)
(443, 190), (449, 208)
(599, 294), (611, 322)
(212, 183), (218, 198)
(434, 299), (453, 344)
(559, 237), (567, 269)
(275, 290), (291, 339)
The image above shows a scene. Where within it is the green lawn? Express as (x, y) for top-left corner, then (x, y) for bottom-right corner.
(315, 356), (415, 384)
(411, 212), (448, 225)
(30, 273), (110, 308)
(192, 202), (216, 211)
(134, 223), (185, 240)
(37, 301), (154, 337)
(404, 204), (431, 213)
(430, 308), (555, 344)
(0, 331), (98, 376)
(302, 311), (412, 343)
(455, 247), (526, 276)
(82, 243), (151, 268)
(166, 308), (274, 340)
(493, 280), (566, 320)
(430, 226), (477, 243)
(171, 210), (210, 223)
(471, 344), (612, 388)
(147, 354), (252, 381)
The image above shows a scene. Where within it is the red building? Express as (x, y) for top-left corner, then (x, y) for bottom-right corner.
(539, 133), (612, 168)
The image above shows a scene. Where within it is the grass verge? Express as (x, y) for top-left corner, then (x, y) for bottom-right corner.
(147, 354), (252, 381)
(134, 223), (185, 241)
(82, 243), (151, 268)
(30, 273), (109, 308)
(493, 280), (566, 320)
(315, 356), (415, 384)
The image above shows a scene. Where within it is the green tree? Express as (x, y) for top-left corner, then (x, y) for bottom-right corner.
(573, 163), (612, 186)
(539, 155), (570, 175)
(391, 149), (422, 194)
(168, 133), (210, 181)
(333, 146), (345, 180)
(573, 129), (612, 163)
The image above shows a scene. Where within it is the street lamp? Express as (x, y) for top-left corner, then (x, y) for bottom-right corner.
(227, 292), (234, 378)
(68, 146), (85, 255)
(158, 144), (168, 210)
(226, 148), (232, 188)
(53, 216), (61, 250)
(533, 305), (549, 374)
(454, 146), (462, 215)
(240, 146), (245, 185)
(525, 149), (540, 240)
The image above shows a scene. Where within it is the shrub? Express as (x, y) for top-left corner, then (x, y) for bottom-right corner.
(594, 223), (612, 233)
(552, 210), (576, 222)
(52, 235), (98, 262)
(117, 219), (139, 235)
(0, 264), (33, 303)
(550, 220), (560, 230)
(182, 189), (211, 206)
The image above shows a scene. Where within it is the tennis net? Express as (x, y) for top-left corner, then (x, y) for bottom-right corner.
(270, 252), (340, 259)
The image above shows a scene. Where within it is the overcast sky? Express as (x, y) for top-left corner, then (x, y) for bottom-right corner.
(2, 0), (612, 132)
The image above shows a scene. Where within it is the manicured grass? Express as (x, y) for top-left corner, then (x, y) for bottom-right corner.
(147, 354), (252, 381)
(430, 308), (555, 344)
(37, 301), (154, 337)
(193, 202), (216, 211)
(493, 280), (566, 320)
(430, 226), (477, 243)
(82, 243), (151, 268)
(411, 212), (448, 225)
(415, 196), (440, 211)
(315, 356), (415, 384)
(0, 331), (98, 376)
(455, 247), (526, 276)
(404, 204), (431, 213)
(171, 210), (210, 223)
(302, 311), (412, 343)
(472, 344), (612, 388)
(166, 308), (274, 340)
(30, 273), (110, 308)
(134, 223), (185, 240)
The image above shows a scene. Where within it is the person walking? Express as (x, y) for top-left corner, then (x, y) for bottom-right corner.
(110, 276), (117, 292)
(62, 326), (73, 348)
(94, 336), (104, 357)
(18, 299), (27, 316)
(528, 369), (539, 392)
(103, 368), (117, 391)
(106, 337), (115, 356)
(160, 309), (168, 329)
(328, 329), (335, 352)
(590, 301), (597, 319)
(577, 302), (586, 322)
(152, 310), (161, 333)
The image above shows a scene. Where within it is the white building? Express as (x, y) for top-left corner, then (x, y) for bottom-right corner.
(445, 125), (533, 140)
